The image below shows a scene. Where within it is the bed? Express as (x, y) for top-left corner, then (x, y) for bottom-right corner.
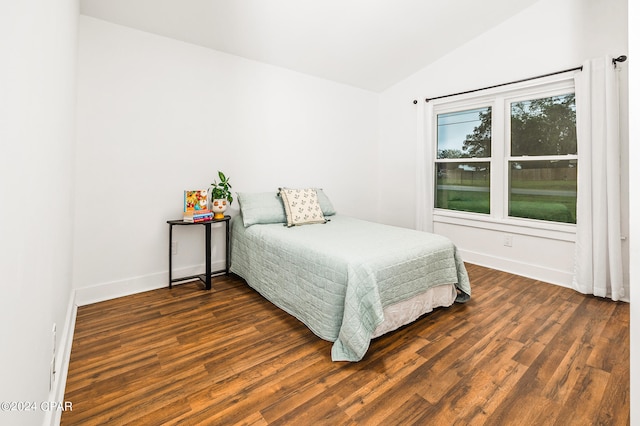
(230, 190), (471, 362)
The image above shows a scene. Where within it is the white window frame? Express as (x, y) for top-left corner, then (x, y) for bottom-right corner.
(429, 75), (578, 241)
(434, 101), (493, 214)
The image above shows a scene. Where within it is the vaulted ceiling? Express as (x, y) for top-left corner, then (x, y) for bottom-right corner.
(80, 0), (540, 92)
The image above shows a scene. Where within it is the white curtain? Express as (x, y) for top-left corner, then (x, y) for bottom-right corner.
(415, 100), (433, 232)
(573, 56), (624, 301)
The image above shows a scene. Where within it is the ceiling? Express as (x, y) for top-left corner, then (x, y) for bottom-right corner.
(80, 0), (540, 92)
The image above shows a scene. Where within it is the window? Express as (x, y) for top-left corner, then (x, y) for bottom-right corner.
(435, 107), (491, 214)
(432, 79), (577, 225)
(508, 94), (577, 223)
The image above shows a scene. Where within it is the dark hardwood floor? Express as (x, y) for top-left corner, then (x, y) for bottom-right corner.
(62, 264), (629, 425)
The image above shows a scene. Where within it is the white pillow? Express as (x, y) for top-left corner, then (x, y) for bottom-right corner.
(278, 188), (327, 227)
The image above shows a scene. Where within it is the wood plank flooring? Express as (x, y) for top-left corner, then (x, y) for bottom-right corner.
(62, 264), (629, 425)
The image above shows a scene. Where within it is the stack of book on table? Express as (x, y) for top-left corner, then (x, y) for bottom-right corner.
(183, 210), (213, 222)
(183, 189), (213, 222)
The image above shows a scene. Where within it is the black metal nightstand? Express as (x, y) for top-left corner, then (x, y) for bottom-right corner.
(167, 215), (230, 290)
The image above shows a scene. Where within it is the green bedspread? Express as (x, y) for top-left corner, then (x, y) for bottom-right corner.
(230, 215), (470, 362)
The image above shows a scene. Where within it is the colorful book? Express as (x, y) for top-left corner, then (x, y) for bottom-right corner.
(183, 212), (213, 223)
(184, 190), (209, 212)
(183, 209), (211, 216)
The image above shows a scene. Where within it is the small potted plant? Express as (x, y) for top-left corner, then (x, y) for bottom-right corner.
(210, 171), (233, 219)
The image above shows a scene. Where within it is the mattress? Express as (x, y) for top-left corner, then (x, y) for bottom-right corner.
(230, 214), (470, 361)
(372, 283), (457, 338)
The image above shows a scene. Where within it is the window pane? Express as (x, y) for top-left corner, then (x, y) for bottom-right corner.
(509, 160), (577, 223)
(437, 107), (491, 159)
(436, 162), (490, 213)
(510, 94), (576, 156)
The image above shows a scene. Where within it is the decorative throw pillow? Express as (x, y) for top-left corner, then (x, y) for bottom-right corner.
(278, 188), (327, 227)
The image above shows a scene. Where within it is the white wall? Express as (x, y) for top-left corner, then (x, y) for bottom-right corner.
(74, 16), (379, 303)
(378, 0), (629, 294)
(0, 1), (78, 425)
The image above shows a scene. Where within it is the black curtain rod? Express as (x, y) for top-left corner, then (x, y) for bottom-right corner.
(411, 55), (627, 105)
(424, 66), (582, 103)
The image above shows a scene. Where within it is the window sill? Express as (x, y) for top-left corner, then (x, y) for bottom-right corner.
(433, 209), (576, 242)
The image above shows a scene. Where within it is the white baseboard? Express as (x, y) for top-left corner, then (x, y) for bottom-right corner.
(459, 248), (574, 289)
(43, 291), (77, 426)
(74, 261), (227, 306)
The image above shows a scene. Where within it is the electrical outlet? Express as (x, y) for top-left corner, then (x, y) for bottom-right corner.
(50, 357), (55, 391)
(171, 241), (178, 255)
(503, 234), (513, 247)
(50, 323), (57, 390)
